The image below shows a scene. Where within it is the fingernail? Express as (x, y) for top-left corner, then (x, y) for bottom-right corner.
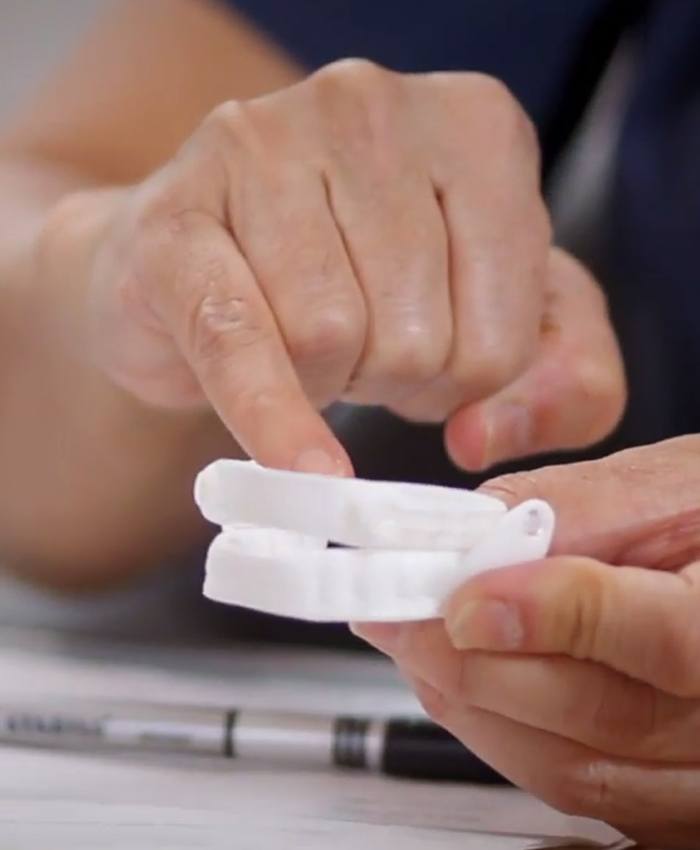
(294, 448), (344, 476)
(350, 622), (404, 654)
(446, 599), (524, 651)
(482, 403), (533, 468)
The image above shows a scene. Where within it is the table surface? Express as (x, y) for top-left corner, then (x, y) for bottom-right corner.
(0, 570), (631, 850)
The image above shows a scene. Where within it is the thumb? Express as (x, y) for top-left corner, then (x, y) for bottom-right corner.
(478, 435), (700, 569)
(445, 555), (700, 697)
(444, 250), (626, 471)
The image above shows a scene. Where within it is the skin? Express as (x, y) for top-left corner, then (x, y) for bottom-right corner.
(1, 0), (696, 838)
(354, 436), (700, 847)
(0, 0), (624, 585)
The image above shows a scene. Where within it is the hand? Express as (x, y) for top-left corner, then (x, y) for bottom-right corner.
(57, 60), (624, 474)
(354, 435), (700, 847)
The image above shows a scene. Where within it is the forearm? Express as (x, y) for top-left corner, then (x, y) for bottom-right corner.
(0, 158), (232, 588)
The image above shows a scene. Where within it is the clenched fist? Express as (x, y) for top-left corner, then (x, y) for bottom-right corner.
(51, 60), (625, 474)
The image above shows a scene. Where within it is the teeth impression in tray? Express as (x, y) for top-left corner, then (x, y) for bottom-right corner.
(195, 460), (555, 623)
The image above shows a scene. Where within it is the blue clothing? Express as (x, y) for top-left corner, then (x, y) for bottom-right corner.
(217, 0), (700, 481)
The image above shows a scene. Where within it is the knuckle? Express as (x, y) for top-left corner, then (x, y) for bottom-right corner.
(468, 73), (537, 151)
(573, 355), (627, 441)
(206, 99), (248, 135)
(203, 99), (263, 153)
(314, 57), (392, 95)
(450, 346), (522, 400)
(130, 177), (198, 242)
(288, 306), (362, 364)
(480, 470), (545, 504)
(141, 204), (198, 244)
(376, 326), (446, 384)
(545, 759), (618, 819)
(230, 385), (284, 421)
(567, 559), (606, 660)
(312, 59), (399, 157)
(188, 283), (265, 365)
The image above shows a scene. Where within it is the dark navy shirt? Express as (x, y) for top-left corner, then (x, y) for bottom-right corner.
(217, 0), (700, 476)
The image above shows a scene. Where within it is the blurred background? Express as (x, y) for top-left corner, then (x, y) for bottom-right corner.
(0, 0), (108, 117)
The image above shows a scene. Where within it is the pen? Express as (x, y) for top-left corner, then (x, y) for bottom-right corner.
(0, 701), (507, 784)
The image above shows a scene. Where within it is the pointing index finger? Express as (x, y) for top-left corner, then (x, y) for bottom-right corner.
(145, 214), (352, 475)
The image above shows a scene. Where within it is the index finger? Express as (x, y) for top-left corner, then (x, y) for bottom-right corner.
(146, 214), (352, 475)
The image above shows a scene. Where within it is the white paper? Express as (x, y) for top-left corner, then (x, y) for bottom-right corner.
(0, 627), (627, 850)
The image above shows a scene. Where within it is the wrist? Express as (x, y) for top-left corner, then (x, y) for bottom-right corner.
(2, 183), (234, 585)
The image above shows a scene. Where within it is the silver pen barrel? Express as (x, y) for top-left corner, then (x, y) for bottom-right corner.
(233, 711), (335, 766)
(0, 703), (226, 756)
(0, 703), (387, 770)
